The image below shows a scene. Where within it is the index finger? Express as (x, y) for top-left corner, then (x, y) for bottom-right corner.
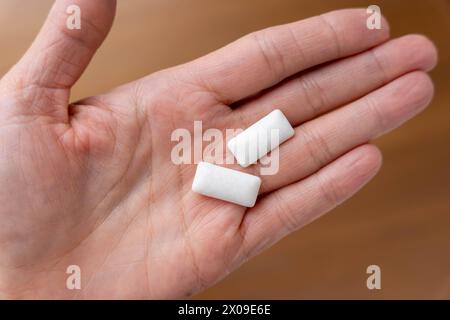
(180, 8), (389, 104)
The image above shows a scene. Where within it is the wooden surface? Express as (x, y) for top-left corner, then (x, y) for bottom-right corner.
(0, 0), (449, 299)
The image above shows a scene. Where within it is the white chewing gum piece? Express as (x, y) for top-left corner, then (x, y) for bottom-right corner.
(192, 162), (261, 207)
(227, 109), (295, 167)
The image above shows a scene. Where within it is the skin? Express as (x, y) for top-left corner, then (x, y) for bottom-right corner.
(0, 0), (437, 299)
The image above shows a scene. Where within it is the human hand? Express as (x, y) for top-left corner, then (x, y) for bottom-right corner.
(0, 0), (437, 299)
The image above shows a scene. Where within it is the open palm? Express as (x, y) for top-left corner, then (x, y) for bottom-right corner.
(0, 1), (437, 299)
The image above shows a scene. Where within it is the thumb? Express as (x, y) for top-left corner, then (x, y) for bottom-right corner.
(9, 0), (116, 94)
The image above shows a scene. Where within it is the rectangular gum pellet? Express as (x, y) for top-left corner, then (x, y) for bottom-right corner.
(192, 162), (261, 207)
(227, 109), (295, 167)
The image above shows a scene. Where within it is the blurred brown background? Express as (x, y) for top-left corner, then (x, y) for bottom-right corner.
(0, 0), (449, 299)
